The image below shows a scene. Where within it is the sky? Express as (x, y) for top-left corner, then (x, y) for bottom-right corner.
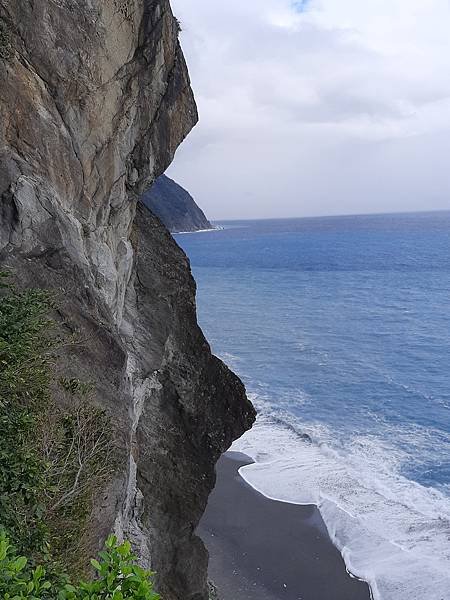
(167, 0), (450, 220)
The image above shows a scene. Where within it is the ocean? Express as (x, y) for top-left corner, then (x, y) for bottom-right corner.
(174, 211), (450, 600)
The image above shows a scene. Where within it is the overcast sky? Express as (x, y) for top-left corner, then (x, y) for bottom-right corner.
(167, 0), (450, 220)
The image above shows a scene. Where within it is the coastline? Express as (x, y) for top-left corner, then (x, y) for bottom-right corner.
(198, 451), (372, 600)
(173, 226), (223, 234)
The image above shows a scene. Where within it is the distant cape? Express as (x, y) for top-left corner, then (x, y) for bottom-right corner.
(141, 174), (214, 233)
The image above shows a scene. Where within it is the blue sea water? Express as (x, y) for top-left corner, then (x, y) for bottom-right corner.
(175, 211), (450, 600)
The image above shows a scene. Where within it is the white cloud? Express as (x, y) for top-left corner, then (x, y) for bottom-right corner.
(168, 0), (450, 219)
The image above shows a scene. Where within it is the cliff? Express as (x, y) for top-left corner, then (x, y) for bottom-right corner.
(0, 2), (255, 599)
(141, 174), (213, 232)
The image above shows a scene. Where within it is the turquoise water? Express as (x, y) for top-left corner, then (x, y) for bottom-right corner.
(175, 211), (450, 600)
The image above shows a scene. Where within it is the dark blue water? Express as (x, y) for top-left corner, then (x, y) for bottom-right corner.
(175, 211), (450, 600)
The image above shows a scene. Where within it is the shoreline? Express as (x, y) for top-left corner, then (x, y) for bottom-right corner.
(198, 451), (372, 600)
(173, 226), (224, 235)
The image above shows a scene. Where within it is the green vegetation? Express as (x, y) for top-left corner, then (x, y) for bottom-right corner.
(0, 19), (11, 60)
(44, 396), (115, 574)
(0, 272), (54, 557)
(0, 533), (160, 599)
(0, 273), (134, 594)
(0, 272), (115, 568)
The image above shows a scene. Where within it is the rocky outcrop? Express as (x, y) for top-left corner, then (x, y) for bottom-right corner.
(0, 2), (255, 599)
(142, 174), (213, 232)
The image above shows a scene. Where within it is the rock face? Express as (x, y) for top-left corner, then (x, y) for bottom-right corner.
(0, 2), (255, 599)
(142, 174), (213, 232)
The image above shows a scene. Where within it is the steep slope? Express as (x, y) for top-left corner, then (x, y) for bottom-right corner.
(0, 2), (255, 599)
(142, 174), (213, 232)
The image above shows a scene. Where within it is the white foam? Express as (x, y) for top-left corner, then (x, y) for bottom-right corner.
(232, 410), (450, 600)
(173, 226), (223, 234)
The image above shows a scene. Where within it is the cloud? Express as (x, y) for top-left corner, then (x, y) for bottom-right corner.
(168, 0), (450, 219)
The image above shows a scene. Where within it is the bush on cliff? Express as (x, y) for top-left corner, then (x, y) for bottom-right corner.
(0, 272), (118, 574)
(0, 533), (160, 599)
(0, 273), (158, 597)
(0, 272), (54, 555)
(0, 19), (12, 60)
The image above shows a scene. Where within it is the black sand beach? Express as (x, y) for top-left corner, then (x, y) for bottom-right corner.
(198, 452), (372, 600)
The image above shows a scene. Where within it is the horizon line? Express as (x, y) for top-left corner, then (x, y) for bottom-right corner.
(210, 207), (450, 223)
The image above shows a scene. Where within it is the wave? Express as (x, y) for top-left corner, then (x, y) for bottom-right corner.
(173, 226), (223, 234)
(232, 401), (450, 600)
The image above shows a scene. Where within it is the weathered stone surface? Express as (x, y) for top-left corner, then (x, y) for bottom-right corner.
(142, 174), (213, 232)
(0, 2), (255, 599)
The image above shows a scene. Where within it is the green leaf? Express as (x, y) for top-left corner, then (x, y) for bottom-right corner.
(117, 541), (131, 557)
(13, 556), (27, 572)
(90, 559), (102, 572)
(98, 551), (110, 562)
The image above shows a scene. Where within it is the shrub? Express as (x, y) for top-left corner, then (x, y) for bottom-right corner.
(0, 273), (115, 573)
(0, 277), (158, 596)
(0, 272), (55, 555)
(0, 20), (11, 60)
(0, 533), (160, 599)
(44, 397), (115, 574)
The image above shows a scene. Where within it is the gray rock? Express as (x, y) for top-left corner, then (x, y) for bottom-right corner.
(0, 2), (255, 599)
(142, 174), (213, 232)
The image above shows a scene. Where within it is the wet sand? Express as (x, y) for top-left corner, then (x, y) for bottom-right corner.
(198, 451), (372, 600)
